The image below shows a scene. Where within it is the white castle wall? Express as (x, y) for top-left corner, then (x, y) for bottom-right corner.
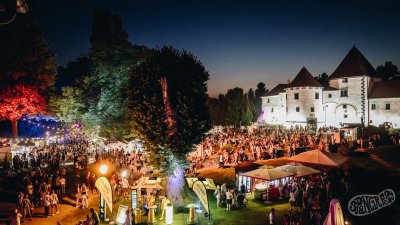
(369, 98), (400, 128)
(261, 93), (286, 125)
(285, 87), (323, 127)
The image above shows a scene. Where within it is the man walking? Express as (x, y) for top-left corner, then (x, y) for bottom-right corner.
(43, 192), (51, 218)
(50, 190), (59, 215)
(268, 208), (276, 225)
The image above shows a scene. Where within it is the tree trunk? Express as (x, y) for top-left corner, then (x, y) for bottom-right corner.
(11, 119), (18, 139)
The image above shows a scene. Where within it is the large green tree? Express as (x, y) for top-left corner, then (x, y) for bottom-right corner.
(0, 14), (56, 138)
(128, 46), (211, 201)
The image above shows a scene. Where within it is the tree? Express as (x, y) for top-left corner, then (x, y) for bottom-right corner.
(376, 61), (400, 80)
(0, 15), (56, 138)
(254, 82), (267, 118)
(49, 87), (86, 123)
(317, 72), (329, 86)
(81, 10), (148, 139)
(247, 88), (257, 122)
(56, 55), (92, 93)
(128, 47), (211, 202)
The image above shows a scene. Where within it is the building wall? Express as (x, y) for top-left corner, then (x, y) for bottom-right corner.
(329, 76), (367, 125)
(369, 98), (400, 128)
(285, 87), (323, 127)
(260, 93), (286, 125)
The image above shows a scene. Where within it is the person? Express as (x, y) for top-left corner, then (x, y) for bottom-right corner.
(159, 195), (170, 220)
(43, 191), (51, 217)
(214, 185), (221, 208)
(130, 208), (135, 225)
(90, 208), (100, 225)
(81, 193), (89, 209)
(268, 208), (276, 225)
(83, 214), (94, 225)
(124, 210), (131, 225)
(226, 189), (233, 211)
(147, 193), (155, 207)
(240, 182), (246, 193)
(60, 177), (66, 195)
(289, 190), (296, 210)
(10, 209), (22, 225)
(17, 192), (24, 212)
(22, 195), (33, 221)
(76, 184), (82, 208)
(237, 192), (247, 208)
(50, 190), (59, 215)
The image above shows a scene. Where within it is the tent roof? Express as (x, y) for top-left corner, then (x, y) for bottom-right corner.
(132, 177), (164, 189)
(289, 150), (348, 167)
(276, 162), (321, 177)
(242, 165), (295, 181)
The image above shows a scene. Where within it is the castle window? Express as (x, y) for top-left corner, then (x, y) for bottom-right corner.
(328, 93), (332, 98)
(267, 98), (270, 103)
(271, 108), (274, 113)
(296, 107), (300, 112)
(344, 114), (348, 119)
(311, 107), (314, 113)
(340, 88), (348, 97)
(371, 104), (376, 110)
(343, 104), (347, 109)
(342, 78), (348, 83)
(386, 104), (391, 110)
(294, 93), (299, 100)
(315, 93), (319, 99)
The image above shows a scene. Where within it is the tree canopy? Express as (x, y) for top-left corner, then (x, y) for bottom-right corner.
(0, 14), (56, 138)
(128, 46), (212, 166)
(376, 61), (400, 80)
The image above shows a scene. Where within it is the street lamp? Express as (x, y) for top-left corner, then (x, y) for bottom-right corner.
(100, 164), (108, 175)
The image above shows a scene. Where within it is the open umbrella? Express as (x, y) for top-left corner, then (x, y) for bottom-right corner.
(289, 150), (348, 167)
(276, 162), (321, 177)
(242, 165), (295, 181)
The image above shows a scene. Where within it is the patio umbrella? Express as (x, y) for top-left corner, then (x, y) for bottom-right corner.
(323, 199), (345, 225)
(289, 149), (348, 167)
(276, 162), (321, 177)
(242, 165), (295, 181)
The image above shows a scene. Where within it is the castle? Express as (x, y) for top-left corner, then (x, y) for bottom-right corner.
(260, 46), (400, 129)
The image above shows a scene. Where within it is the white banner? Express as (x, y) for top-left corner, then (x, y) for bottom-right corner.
(95, 177), (113, 213)
(192, 180), (209, 214)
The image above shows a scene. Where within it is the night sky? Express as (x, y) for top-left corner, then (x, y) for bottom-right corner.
(30, 0), (400, 96)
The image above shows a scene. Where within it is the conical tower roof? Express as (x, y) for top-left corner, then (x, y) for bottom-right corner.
(329, 46), (377, 79)
(287, 67), (323, 88)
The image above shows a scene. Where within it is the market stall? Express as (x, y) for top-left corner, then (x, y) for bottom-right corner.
(242, 166), (295, 201)
(234, 161), (261, 193)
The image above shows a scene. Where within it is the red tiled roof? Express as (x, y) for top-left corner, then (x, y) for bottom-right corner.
(265, 84), (289, 96)
(330, 46), (377, 79)
(369, 80), (400, 99)
(287, 67), (324, 88)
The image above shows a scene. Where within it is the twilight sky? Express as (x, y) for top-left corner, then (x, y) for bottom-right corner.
(31, 0), (400, 97)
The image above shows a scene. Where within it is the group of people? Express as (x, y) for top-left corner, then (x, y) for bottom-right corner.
(213, 183), (247, 211)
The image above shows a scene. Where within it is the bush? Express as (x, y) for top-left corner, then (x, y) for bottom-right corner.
(338, 145), (351, 156)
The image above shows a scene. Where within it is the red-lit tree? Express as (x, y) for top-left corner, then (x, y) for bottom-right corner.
(0, 14), (56, 138)
(0, 85), (46, 138)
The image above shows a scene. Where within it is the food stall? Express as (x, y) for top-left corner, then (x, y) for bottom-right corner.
(242, 166), (295, 201)
(234, 161), (261, 193)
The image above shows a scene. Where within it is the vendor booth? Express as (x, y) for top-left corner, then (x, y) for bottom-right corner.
(242, 166), (295, 201)
(234, 161), (261, 193)
(131, 177), (165, 210)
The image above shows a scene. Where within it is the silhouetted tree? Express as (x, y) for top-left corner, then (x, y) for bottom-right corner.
(376, 61), (400, 80)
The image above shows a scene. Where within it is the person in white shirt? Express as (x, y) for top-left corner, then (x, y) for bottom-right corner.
(50, 190), (59, 215)
(268, 208), (275, 225)
(226, 189), (233, 211)
(43, 192), (51, 217)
